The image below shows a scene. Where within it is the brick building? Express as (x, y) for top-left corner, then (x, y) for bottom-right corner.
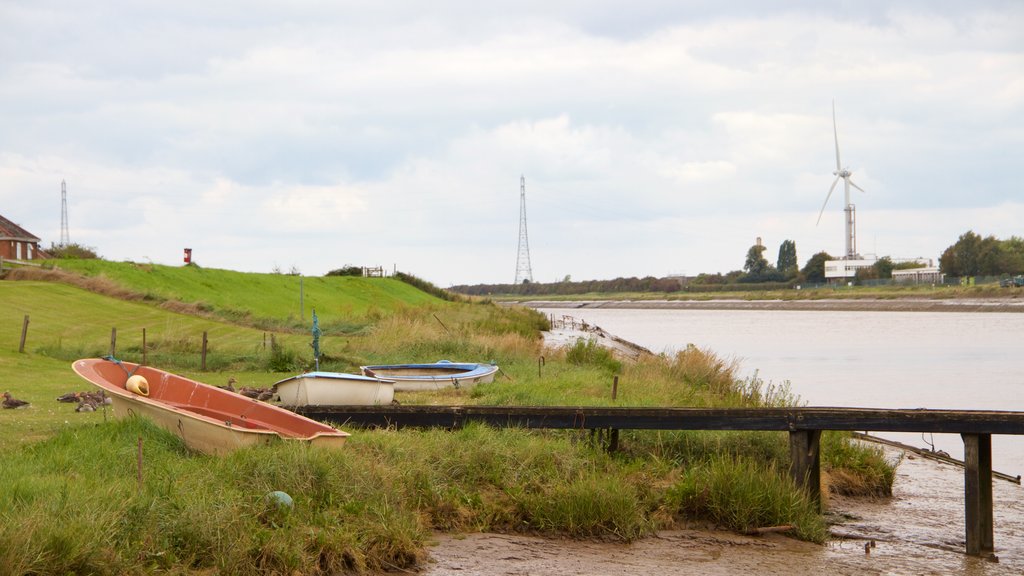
(0, 213), (46, 261)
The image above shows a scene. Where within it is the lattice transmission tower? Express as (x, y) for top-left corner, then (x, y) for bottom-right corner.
(514, 175), (534, 284)
(60, 179), (70, 246)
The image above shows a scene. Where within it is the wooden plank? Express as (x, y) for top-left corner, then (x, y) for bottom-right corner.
(962, 433), (995, 557)
(294, 405), (1024, 435)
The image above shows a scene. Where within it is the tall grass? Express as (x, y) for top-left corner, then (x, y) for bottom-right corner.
(0, 419), (660, 574)
(666, 455), (828, 542)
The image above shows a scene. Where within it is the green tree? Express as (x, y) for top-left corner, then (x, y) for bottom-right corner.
(801, 251), (833, 284)
(744, 244), (770, 276)
(940, 230), (1001, 276)
(873, 256), (894, 279)
(776, 240), (798, 278)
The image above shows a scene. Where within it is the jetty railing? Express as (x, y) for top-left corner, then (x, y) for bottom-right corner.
(293, 404), (1024, 559)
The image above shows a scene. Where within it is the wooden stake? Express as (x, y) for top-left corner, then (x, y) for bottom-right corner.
(18, 314), (29, 353)
(612, 375), (619, 400)
(109, 327), (117, 357)
(136, 436), (144, 488)
(142, 328), (147, 365)
(201, 331), (208, 371)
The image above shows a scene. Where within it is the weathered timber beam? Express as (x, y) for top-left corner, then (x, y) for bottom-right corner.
(292, 405), (1024, 435)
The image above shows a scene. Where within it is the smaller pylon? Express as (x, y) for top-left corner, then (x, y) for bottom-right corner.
(514, 175), (534, 284)
(60, 180), (70, 246)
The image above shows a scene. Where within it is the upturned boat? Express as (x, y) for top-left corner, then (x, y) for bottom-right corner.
(360, 360), (499, 391)
(272, 371), (395, 406)
(72, 358), (350, 455)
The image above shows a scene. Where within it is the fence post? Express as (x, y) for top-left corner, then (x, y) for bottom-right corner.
(201, 331), (208, 371)
(109, 327), (117, 357)
(612, 375), (619, 400)
(963, 433), (995, 557)
(789, 430), (822, 512)
(19, 315), (29, 353)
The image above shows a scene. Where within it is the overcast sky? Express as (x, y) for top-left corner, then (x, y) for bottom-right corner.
(2, 1), (1021, 286)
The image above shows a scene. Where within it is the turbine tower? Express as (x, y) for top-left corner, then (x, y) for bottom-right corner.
(60, 179), (70, 247)
(816, 101), (865, 260)
(514, 175), (534, 284)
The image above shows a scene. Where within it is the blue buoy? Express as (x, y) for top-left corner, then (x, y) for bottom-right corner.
(266, 490), (293, 510)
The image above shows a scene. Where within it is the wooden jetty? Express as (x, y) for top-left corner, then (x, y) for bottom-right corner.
(294, 404), (1024, 559)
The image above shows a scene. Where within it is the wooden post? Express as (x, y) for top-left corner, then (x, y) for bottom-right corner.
(109, 327), (117, 357)
(18, 314), (29, 353)
(141, 328), (147, 366)
(963, 433), (995, 557)
(612, 376), (619, 400)
(538, 356), (545, 378)
(201, 331), (208, 371)
(607, 428), (619, 453)
(136, 437), (144, 488)
(789, 430), (822, 511)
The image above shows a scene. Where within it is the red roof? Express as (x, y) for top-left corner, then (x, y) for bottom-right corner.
(0, 213), (41, 242)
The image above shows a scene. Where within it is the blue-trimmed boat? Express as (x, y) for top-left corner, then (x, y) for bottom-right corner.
(360, 361), (498, 391)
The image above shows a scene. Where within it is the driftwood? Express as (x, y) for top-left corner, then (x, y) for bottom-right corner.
(743, 525), (794, 536)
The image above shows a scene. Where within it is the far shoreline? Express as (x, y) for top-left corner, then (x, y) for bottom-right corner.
(518, 298), (1024, 313)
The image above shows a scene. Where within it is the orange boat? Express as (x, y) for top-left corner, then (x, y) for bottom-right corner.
(72, 358), (349, 455)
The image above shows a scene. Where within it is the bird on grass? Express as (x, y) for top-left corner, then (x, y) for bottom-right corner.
(3, 392), (30, 409)
(75, 399), (97, 413)
(56, 391), (83, 403)
(217, 377), (237, 393)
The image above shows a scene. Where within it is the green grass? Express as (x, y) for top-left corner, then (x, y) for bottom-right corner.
(0, 267), (898, 573)
(28, 259), (445, 330)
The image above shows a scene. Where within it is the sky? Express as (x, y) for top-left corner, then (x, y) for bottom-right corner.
(1, 1), (1021, 287)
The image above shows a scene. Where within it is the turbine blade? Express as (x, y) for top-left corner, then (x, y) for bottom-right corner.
(849, 179), (865, 193)
(817, 176), (842, 225)
(833, 101), (842, 171)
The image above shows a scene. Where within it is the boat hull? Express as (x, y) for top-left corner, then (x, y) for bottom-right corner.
(360, 362), (499, 392)
(273, 372), (395, 406)
(72, 359), (349, 455)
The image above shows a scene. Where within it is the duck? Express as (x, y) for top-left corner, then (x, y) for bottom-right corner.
(2, 392), (30, 409)
(239, 386), (266, 399)
(217, 377), (237, 393)
(56, 391), (83, 403)
(75, 398), (97, 412)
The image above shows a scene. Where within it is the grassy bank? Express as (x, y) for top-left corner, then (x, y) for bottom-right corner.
(0, 264), (896, 573)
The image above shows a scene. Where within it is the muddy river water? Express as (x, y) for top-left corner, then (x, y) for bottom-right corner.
(420, 305), (1024, 575)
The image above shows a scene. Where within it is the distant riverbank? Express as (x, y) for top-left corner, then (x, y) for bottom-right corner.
(520, 298), (1024, 313)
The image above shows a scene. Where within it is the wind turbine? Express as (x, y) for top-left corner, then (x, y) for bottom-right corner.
(816, 101), (865, 259)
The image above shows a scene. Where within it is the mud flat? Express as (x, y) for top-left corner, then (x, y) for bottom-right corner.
(421, 448), (1024, 576)
(522, 298), (1024, 313)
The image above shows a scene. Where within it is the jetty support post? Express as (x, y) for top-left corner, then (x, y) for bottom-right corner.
(962, 433), (995, 557)
(789, 430), (822, 511)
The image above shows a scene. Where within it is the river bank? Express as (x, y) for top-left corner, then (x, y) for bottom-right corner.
(522, 297), (1024, 313)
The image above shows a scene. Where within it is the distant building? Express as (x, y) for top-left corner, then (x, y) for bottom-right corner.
(824, 258), (876, 281)
(892, 267), (944, 284)
(0, 213), (46, 261)
(825, 256), (936, 283)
